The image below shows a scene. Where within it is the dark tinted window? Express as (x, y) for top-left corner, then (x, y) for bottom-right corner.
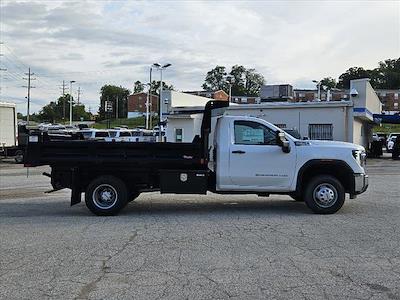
(120, 131), (131, 137)
(95, 131), (109, 137)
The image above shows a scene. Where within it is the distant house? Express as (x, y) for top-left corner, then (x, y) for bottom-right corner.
(231, 96), (260, 104)
(183, 90), (229, 101)
(127, 92), (158, 118)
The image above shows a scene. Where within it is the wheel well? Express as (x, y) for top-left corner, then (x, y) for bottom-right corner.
(297, 160), (353, 194)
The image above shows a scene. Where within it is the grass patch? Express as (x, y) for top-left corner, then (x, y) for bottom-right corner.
(373, 124), (400, 134)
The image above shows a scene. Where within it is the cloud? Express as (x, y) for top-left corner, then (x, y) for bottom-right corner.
(0, 0), (398, 113)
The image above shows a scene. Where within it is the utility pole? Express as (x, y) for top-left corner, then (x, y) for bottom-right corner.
(77, 86), (82, 105)
(61, 80), (67, 121)
(116, 95), (119, 119)
(23, 68), (36, 125)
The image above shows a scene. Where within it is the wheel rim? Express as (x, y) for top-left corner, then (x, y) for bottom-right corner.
(313, 183), (338, 208)
(92, 184), (118, 209)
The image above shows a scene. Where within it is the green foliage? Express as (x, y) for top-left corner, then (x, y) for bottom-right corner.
(337, 58), (400, 89)
(202, 65), (265, 96)
(320, 77), (337, 90)
(376, 58), (400, 89)
(99, 85), (130, 120)
(373, 124), (400, 134)
(150, 80), (174, 95)
(134, 81), (144, 93)
(38, 94), (91, 123)
(202, 66), (228, 92)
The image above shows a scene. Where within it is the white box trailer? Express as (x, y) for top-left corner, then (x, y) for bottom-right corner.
(0, 102), (18, 147)
(0, 102), (22, 161)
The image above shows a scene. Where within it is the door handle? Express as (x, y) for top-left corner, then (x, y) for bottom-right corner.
(232, 150), (246, 154)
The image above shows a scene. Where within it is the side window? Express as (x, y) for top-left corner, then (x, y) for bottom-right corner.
(234, 121), (277, 145)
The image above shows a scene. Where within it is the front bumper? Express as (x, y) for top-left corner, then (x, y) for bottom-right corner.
(353, 173), (369, 194)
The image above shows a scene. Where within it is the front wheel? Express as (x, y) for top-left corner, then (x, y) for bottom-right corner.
(85, 176), (128, 216)
(303, 175), (345, 214)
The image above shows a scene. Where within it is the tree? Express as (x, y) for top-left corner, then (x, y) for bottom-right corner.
(99, 85), (130, 120)
(202, 66), (228, 92)
(38, 94), (92, 123)
(376, 58), (400, 89)
(229, 65), (246, 96)
(150, 80), (174, 95)
(202, 65), (265, 96)
(244, 68), (265, 97)
(337, 67), (371, 89)
(133, 80), (144, 93)
(320, 77), (337, 90)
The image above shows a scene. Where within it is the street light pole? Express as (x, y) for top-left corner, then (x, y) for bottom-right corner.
(69, 80), (76, 126)
(153, 63), (171, 142)
(312, 80), (321, 101)
(146, 67), (153, 129)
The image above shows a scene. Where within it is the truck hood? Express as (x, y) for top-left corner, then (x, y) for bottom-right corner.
(306, 140), (365, 151)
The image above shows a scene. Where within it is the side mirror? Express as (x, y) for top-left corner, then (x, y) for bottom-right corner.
(276, 131), (291, 153)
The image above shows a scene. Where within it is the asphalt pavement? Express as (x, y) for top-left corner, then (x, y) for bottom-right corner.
(0, 158), (399, 299)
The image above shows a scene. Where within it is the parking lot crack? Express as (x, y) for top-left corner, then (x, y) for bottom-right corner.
(74, 231), (137, 300)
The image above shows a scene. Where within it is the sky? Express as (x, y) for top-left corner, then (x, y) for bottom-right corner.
(0, 0), (399, 114)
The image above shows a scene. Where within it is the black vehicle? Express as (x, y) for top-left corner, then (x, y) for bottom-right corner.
(25, 101), (226, 216)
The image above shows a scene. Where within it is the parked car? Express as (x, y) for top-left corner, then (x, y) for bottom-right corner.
(284, 128), (302, 139)
(105, 130), (132, 142)
(387, 133), (400, 152)
(80, 130), (110, 140)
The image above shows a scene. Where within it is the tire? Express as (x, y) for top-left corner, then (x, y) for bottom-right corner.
(129, 190), (140, 202)
(303, 175), (345, 214)
(85, 176), (128, 216)
(14, 150), (24, 164)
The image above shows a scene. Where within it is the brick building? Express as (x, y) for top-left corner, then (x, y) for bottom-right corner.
(375, 89), (400, 112)
(231, 96), (261, 104)
(292, 88), (399, 112)
(183, 90), (229, 101)
(127, 92), (158, 118)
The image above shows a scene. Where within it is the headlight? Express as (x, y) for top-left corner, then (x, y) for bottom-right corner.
(352, 150), (366, 167)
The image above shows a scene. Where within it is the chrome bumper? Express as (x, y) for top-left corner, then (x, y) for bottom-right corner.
(354, 173), (369, 194)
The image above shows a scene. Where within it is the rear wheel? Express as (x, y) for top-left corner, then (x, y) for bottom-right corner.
(85, 176), (128, 216)
(303, 175), (345, 214)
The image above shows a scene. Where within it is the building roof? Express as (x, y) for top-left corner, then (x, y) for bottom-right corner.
(227, 100), (353, 110)
(129, 92), (158, 97)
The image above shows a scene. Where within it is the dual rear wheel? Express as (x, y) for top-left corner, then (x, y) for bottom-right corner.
(85, 176), (139, 216)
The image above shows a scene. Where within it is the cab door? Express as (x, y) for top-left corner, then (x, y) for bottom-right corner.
(228, 120), (296, 191)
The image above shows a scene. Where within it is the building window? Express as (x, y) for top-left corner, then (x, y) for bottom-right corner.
(234, 120), (277, 145)
(175, 128), (183, 142)
(299, 93), (305, 97)
(395, 93), (399, 100)
(394, 102), (399, 108)
(308, 124), (333, 140)
(241, 98), (247, 103)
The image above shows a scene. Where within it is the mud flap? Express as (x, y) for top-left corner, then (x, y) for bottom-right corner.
(70, 167), (81, 206)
